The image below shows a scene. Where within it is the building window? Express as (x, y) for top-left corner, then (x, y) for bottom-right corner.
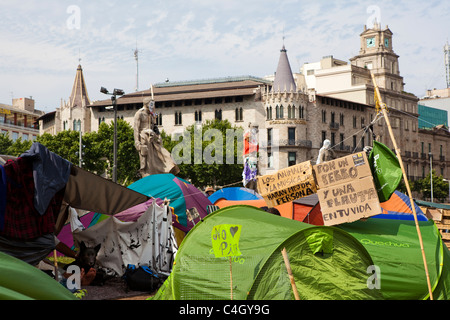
(195, 110), (202, 123)
(267, 128), (272, 146)
(276, 105), (280, 119)
(266, 107), (272, 120)
(288, 152), (296, 167)
(22, 133), (29, 141)
(215, 109), (222, 120)
(331, 132), (336, 148)
(288, 105), (295, 119)
(339, 113), (344, 126)
(340, 133), (344, 150)
(288, 128), (295, 145)
(299, 106), (305, 119)
(353, 135), (357, 149)
(12, 131), (18, 142)
(322, 110), (327, 123)
(175, 112), (182, 125)
(280, 105), (284, 119)
(235, 107), (243, 121)
(156, 113), (162, 126)
(322, 131), (326, 144)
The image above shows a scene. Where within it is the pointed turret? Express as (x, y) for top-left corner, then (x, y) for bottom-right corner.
(272, 45), (296, 93)
(69, 64), (91, 108)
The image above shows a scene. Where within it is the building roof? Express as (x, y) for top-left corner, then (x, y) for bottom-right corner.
(272, 46), (296, 93)
(69, 65), (91, 108)
(90, 77), (271, 107)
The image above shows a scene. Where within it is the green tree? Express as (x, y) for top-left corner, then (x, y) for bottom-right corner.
(412, 170), (449, 202)
(0, 133), (12, 155)
(91, 120), (139, 185)
(6, 138), (33, 157)
(162, 119), (244, 188)
(37, 120), (139, 186)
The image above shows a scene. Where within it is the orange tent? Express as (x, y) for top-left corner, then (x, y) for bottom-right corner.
(214, 197), (318, 222)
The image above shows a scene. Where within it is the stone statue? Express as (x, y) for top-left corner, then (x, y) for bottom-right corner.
(316, 139), (336, 164)
(133, 97), (179, 177)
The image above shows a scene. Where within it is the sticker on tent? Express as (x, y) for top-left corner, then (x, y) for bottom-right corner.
(211, 224), (242, 258)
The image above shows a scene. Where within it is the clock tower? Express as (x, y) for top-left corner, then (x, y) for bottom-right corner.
(350, 21), (404, 92)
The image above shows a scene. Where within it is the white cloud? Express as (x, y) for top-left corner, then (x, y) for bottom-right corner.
(0, 0), (449, 110)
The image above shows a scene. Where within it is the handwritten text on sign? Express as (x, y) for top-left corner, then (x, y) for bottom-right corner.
(211, 224), (242, 258)
(257, 161), (316, 207)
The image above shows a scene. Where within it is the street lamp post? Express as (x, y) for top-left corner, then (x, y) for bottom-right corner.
(100, 87), (125, 183)
(429, 153), (433, 203)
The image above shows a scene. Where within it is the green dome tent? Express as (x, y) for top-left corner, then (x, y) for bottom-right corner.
(152, 205), (383, 300)
(0, 251), (76, 300)
(339, 218), (450, 300)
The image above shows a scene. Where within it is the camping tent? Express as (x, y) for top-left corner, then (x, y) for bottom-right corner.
(127, 174), (212, 233)
(303, 191), (427, 226)
(213, 194), (319, 221)
(372, 190), (427, 221)
(208, 187), (262, 203)
(152, 205), (383, 300)
(339, 218), (450, 300)
(0, 251), (76, 300)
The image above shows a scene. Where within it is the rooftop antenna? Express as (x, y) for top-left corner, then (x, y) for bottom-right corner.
(134, 41), (140, 92)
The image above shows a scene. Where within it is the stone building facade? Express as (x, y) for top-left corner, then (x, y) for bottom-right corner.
(37, 23), (450, 183)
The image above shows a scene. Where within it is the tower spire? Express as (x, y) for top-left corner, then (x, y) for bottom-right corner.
(272, 45), (296, 93)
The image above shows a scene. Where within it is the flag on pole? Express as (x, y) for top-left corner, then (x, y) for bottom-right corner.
(369, 141), (403, 202)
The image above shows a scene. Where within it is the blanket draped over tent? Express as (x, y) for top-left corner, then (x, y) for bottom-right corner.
(72, 201), (177, 277)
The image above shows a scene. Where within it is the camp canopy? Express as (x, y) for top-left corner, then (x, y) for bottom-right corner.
(339, 218), (450, 300)
(152, 205), (383, 300)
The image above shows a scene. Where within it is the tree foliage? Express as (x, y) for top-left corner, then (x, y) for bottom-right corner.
(412, 170), (449, 202)
(162, 119), (244, 188)
(34, 120), (139, 186)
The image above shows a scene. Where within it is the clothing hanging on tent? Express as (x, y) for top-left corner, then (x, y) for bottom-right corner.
(0, 157), (65, 240)
(20, 142), (72, 216)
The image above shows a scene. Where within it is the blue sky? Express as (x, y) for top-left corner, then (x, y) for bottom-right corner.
(0, 0), (449, 112)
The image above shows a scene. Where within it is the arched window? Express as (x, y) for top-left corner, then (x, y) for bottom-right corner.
(276, 105), (280, 119)
(280, 105), (284, 119)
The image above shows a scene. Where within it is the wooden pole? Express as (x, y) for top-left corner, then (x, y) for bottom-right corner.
(371, 73), (434, 300)
(53, 249), (59, 282)
(229, 257), (233, 300)
(281, 248), (300, 300)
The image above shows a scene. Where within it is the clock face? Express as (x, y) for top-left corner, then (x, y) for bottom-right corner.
(385, 38), (390, 47)
(366, 37), (375, 48)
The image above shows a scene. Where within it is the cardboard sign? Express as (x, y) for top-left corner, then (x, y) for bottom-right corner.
(211, 224), (242, 258)
(313, 152), (372, 189)
(317, 176), (381, 226)
(257, 161), (317, 207)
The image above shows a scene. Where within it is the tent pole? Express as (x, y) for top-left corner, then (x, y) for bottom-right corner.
(371, 73), (434, 300)
(281, 248), (300, 300)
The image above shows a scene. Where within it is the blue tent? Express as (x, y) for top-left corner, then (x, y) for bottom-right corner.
(128, 174), (213, 232)
(371, 191), (427, 221)
(208, 187), (262, 203)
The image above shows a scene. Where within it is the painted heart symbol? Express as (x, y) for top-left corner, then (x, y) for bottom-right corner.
(230, 226), (238, 237)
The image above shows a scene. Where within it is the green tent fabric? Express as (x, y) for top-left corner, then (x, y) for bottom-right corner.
(339, 218), (450, 300)
(152, 205), (383, 300)
(0, 251), (76, 300)
(369, 141), (403, 202)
